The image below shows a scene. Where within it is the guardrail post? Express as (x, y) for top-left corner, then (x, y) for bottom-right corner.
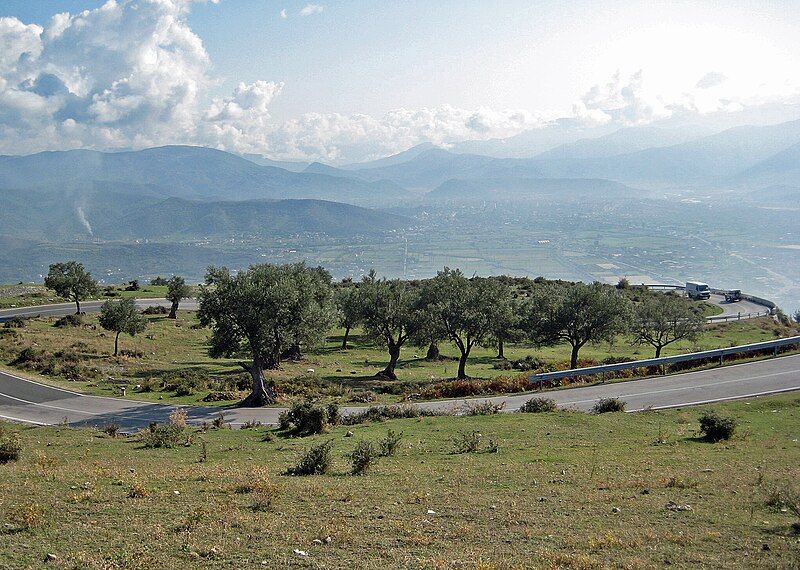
(719, 353), (724, 366)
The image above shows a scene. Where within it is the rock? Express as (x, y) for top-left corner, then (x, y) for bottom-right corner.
(324, 536), (332, 544)
(44, 554), (57, 562)
(538, 496), (547, 502)
(345, 431), (354, 437)
(761, 543), (770, 551)
(665, 501), (693, 512)
(641, 488), (651, 495)
(312, 539), (323, 545)
(306, 368), (315, 373)
(426, 509), (437, 515)
(293, 549), (308, 558)
(611, 507), (621, 514)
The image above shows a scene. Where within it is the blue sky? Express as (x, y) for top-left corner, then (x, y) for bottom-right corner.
(1, 0), (799, 160)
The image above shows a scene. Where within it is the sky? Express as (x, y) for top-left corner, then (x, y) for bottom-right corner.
(1, 0), (800, 162)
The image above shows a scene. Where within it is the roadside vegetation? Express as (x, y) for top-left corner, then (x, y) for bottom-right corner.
(1, 261), (796, 407)
(0, 394), (797, 567)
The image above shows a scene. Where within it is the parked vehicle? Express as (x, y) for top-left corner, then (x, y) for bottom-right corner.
(724, 289), (742, 302)
(686, 281), (711, 300)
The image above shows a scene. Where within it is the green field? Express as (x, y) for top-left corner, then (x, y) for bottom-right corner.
(0, 394), (798, 568)
(0, 309), (794, 406)
(0, 283), (171, 310)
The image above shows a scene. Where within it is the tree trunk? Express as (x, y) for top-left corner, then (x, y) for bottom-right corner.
(378, 343), (401, 380)
(114, 331), (120, 357)
(654, 345), (663, 358)
(341, 325), (351, 350)
(497, 337), (505, 359)
(570, 344), (580, 369)
(281, 344), (302, 361)
(168, 300), (179, 319)
(425, 342), (440, 361)
(240, 358), (277, 407)
(75, 297), (81, 315)
(457, 345), (471, 379)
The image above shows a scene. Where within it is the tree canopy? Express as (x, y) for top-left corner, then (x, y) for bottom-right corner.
(525, 281), (632, 369)
(98, 298), (147, 357)
(333, 284), (363, 349)
(166, 276), (191, 319)
(631, 293), (705, 357)
(197, 263), (332, 406)
(416, 269), (506, 379)
(358, 271), (421, 380)
(44, 261), (99, 314)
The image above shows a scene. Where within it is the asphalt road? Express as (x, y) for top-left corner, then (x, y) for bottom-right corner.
(1, 354), (798, 431)
(708, 294), (766, 320)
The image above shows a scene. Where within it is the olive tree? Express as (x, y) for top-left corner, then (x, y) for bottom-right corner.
(333, 284), (362, 349)
(486, 281), (522, 359)
(44, 261), (99, 314)
(198, 263), (332, 406)
(416, 269), (505, 379)
(525, 281), (632, 369)
(358, 271), (420, 380)
(98, 298), (147, 357)
(166, 276), (191, 319)
(631, 294), (705, 357)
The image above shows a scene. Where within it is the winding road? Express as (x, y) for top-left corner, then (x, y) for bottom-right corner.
(0, 296), (798, 431)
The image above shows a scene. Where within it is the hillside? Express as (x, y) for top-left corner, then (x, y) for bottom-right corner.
(734, 142), (800, 189)
(0, 146), (406, 206)
(0, 187), (410, 242)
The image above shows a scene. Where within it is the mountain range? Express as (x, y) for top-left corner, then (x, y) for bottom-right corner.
(2, 116), (800, 246)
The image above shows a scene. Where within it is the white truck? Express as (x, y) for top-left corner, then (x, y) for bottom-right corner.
(686, 281), (711, 300)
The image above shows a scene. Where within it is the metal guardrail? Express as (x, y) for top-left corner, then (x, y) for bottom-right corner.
(706, 310), (772, 323)
(529, 335), (800, 383)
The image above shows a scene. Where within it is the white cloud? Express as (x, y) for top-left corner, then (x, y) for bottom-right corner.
(696, 71), (728, 90)
(299, 4), (325, 17)
(280, 8), (287, 19)
(0, 1), (797, 164)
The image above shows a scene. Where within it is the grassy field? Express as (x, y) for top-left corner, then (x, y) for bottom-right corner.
(0, 308), (795, 407)
(0, 283), (172, 310)
(0, 394), (798, 568)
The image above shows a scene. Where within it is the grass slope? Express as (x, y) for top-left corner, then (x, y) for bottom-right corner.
(0, 310), (792, 406)
(0, 394), (798, 568)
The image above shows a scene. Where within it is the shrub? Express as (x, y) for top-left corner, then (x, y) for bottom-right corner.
(519, 397), (557, 413)
(348, 441), (377, 475)
(250, 482), (281, 511)
(150, 277), (168, 286)
(350, 391), (377, 403)
(12, 346), (44, 366)
(452, 430), (482, 454)
(3, 316), (26, 329)
(378, 430), (403, 457)
(142, 305), (169, 315)
(54, 314), (83, 328)
(0, 432), (22, 463)
(285, 440), (334, 476)
(101, 424), (120, 438)
(7, 503), (44, 530)
(494, 355), (546, 372)
(464, 401), (505, 415)
(415, 375), (531, 399)
(342, 404), (450, 425)
(593, 398), (626, 413)
(698, 411), (736, 442)
(128, 483), (150, 498)
(282, 401), (340, 435)
(139, 411), (187, 449)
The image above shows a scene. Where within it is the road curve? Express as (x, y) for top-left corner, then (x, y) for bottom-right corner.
(1, 355), (799, 432)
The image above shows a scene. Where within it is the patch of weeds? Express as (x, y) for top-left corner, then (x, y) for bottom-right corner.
(518, 397), (557, 413)
(377, 430), (403, 457)
(5, 503), (45, 531)
(463, 401), (505, 415)
(698, 411), (736, 442)
(348, 441), (377, 475)
(342, 404), (450, 425)
(53, 314), (82, 328)
(452, 430), (483, 454)
(593, 398), (626, 414)
(101, 424), (120, 438)
(281, 402), (340, 435)
(666, 476), (699, 489)
(127, 483), (150, 499)
(0, 431), (22, 463)
(285, 440), (334, 476)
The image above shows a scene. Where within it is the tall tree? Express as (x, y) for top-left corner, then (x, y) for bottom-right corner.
(98, 299), (147, 357)
(631, 294), (705, 357)
(281, 265), (334, 360)
(44, 261), (99, 314)
(198, 263), (331, 406)
(358, 272), (420, 380)
(525, 281), (632, 369)
(486, 281), (522, 359)
(333, 284), (362, 349)
(166, 276), (191, 319)
(417, 269), (505, 379)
